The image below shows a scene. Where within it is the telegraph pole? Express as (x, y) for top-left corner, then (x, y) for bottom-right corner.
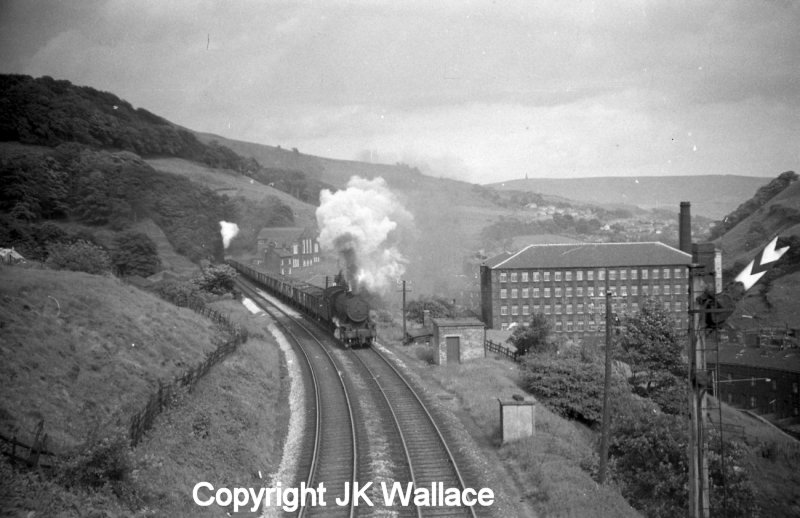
(397, 279), (412, 342)
(688, 263), (710, 518)
(598, 288), (613, 484)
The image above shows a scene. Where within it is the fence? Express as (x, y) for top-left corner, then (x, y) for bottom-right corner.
(127, 299), (248, 447)
(0, 420), (57, 469)
(484, 339), (521, 362)
(2, 293), (249, 467)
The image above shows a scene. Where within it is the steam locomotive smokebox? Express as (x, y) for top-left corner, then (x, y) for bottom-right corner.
(498, 396), (535, 444)
(325, 285), (369, 323)
(341, 293), (369, 323)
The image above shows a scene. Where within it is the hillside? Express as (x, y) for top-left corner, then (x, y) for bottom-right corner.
(0, 266), (225, 449)
(713, 174), (800, 328)
(195, 132), (517, 296)
(490, 175), (767, 219)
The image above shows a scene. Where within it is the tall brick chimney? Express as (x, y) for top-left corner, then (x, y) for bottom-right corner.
(679, 201), (692, 254)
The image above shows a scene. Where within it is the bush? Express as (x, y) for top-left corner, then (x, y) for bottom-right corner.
(59, 432), (132, 494)
(406, 296), (455, 323)
(192, 264), (238, 295)
(45, 240), (110, 274)
(152, 279), (199, 306)
(110, 231), (161, 277)
(608, 412), (689, 518)
(608, 411), (758, 518)
(507, 313), (555, 356)
(521, 355), (629, 427)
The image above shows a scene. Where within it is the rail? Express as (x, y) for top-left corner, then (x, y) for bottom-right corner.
(235, 276), (357, 518)
(358, 347), (478, 518)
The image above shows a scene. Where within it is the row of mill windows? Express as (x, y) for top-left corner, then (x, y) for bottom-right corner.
(498, 267), (684, 283)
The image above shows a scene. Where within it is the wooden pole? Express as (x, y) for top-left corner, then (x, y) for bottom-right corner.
(402, 280), (407, 342)
(598, 288), (613, 483)
(688, 264), (710, 518)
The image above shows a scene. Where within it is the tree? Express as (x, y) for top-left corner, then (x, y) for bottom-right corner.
(507, 313), (554, 355)
(406, 296), (455, 324)
(192, 264), (238, 295)
(609, 411), (758, 518)
(615, 298), (685, 399)
(110, 231), (160, 277)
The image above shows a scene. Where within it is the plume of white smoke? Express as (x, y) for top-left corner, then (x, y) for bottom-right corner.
(316, 176), (412, 294)
(219, 221), (240, 249)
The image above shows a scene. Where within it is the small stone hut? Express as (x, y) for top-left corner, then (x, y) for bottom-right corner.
(431, 318), (486, 365)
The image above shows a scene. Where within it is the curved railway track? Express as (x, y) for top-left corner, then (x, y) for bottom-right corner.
(236, 278), (357, 518)
(350, 348), (479, 518)
(236, 273), (482, 518)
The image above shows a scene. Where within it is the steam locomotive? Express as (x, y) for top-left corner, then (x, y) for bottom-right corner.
(227, 259), (375, 348)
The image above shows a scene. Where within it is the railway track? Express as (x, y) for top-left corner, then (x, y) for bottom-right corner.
(351, 347), (479, 518)
(236, 278), (357, 518)
(236, 274), (482, 518)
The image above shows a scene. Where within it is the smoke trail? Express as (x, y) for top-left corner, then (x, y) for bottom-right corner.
(316, 176), (412, 294)
(219, 221), (240, 249)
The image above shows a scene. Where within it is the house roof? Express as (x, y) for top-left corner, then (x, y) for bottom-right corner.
(257, 227), (304, 244)
(257, 226), (318, 244)
(485, 242), (692, 269)
(0, 248), (25, 261)
(432, 317), (485, 328)
(709, 344), (800, 374)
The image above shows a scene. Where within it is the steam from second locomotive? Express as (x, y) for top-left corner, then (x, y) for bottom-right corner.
(219, 221), (240, 249)
(317, 176), (412, 295)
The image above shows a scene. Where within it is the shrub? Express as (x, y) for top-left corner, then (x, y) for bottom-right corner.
(45, 240), (110, 274)
(507, 313), (555, 356)
(520, 355), (629, 427)
(152, 279), (199, 306)
(59, 432), (132, 493)
(110, 231), (161, 277)
(609, 411), (758, 518)
(192, 264), (238, 295)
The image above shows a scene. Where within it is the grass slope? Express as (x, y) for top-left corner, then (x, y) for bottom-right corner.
(128, 298), (288, 517)
(0, 265), (225, 450)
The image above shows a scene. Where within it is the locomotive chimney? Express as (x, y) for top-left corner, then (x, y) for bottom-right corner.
(679, 201), (692, 254)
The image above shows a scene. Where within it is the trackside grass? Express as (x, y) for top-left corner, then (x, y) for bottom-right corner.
(384, 333), (640, 518)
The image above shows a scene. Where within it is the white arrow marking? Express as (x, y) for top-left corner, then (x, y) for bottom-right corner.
(761, 236), (790, 264)
(734, 262), (765, 292)
(734, 236), (790, 291)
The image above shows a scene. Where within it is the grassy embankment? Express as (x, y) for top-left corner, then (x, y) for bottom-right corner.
(377, 323), (640, 518)
(380, 322), (800, 517)
(0, 265), (288, 517)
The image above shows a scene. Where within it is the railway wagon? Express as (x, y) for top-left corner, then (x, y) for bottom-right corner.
(228, 259), (375, 348)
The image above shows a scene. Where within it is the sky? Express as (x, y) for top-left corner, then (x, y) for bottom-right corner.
(1, 0), (798, 184)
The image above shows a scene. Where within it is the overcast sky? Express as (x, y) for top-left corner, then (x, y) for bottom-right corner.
(1, 0), (798, 183)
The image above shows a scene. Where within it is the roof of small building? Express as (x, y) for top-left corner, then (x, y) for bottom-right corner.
(257, 226), (305, 243)
(485, 242), (692, 269)
(0, 248), (25, 261)
(432, 317), (485, 328)
(709, 344), (800, 374)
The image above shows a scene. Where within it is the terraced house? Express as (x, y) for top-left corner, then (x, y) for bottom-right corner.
(257, 227), (320, 275)
(480, 242), (693, 340)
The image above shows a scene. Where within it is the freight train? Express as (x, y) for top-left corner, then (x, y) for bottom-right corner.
(227, 259), (375, 348)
